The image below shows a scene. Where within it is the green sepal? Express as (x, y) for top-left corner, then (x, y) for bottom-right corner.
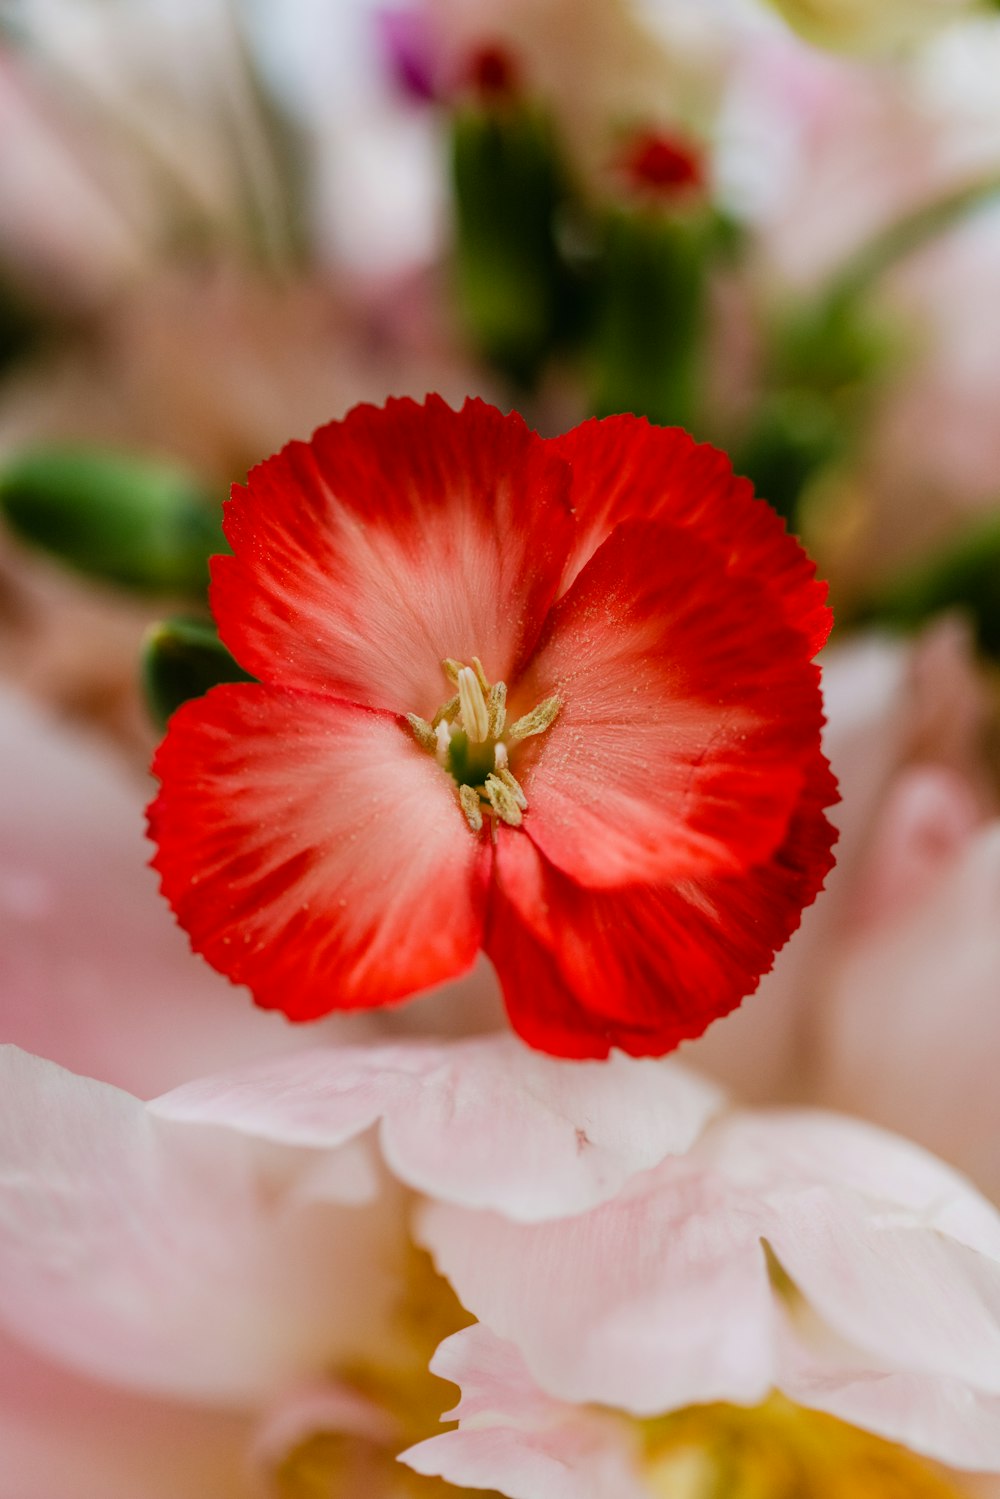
(588, 205), (715, 431)
(141, 617), (255, 728)
(858, 510), (1000, 660)
(450, 99), (580, 387)
(0, 446), (225, 595)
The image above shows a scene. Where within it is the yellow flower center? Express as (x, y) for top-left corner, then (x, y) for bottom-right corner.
(642, 1396), (967, 1499)
(407, 657), (560, 832)
(270, 1247), (479, 1499)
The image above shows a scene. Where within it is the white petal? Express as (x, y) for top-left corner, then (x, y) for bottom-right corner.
(153, 1035), (723, 1222)
(703, 1111), (1000, 1393)
(0, 1047), (402, 1404)
(402, 1326), (648, 1499)
(776, 1307), (1000, 1471)
(418, 1161), (776, 1412)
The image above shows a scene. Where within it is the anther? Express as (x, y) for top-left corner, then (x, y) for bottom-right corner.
(508, 695), (561, 742)
(487, 680), (507, 738)
(496, 767), (527, 809)
(471, 656), (490, 692)
(431, 693), (459, 729)
(459, 783), (483, 831)
(458, 666), (490, 744)
(442, 658), (464, 684)
(483, 773), (521, 826)
(405, 713), (437, 752)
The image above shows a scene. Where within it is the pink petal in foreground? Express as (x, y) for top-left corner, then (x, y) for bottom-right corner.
(419, 1099), (1000, 1470)
(417, 1160), (777, 1415)
(403, 1325), (647, 1499)
(777, 1311), (1000, 1471)
(704, 1112), (1000, 1395)
(0, 1047), (399, 1404)
(151, 1034), (722, 1222)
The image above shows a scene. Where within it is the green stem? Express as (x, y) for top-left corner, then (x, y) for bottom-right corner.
(821, 170), (1000, 314)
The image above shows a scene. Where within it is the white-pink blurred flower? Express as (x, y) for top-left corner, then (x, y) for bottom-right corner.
(717, 15), (1000, 584)
(406, 1100), (1000, 1493)
(719, 20), (1000, 288)
(8, 1026), (1000, 1494)
(0, 1035), (719, 1496)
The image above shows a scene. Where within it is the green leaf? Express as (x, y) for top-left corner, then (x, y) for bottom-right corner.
(141, 617), (254, 728)
(0, 446), (225, 595)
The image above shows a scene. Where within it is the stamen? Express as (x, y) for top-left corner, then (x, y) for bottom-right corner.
(405, 713), (436, 752)
(484, 773), (523, 826)
(496, 767), (527, 809)
(421, 661), (561, 832)
(508, 695), (561, 742)
(459, 783), (483, 831)
(487, 680), (507, 738)
(431, 693), (459, 729)
(458, 666), (490, 744)
(434, 720), (452, 762)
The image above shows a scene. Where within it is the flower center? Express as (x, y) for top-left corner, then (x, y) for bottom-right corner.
(406, 657), (560, 832)
(641, 1395), (964, 1499)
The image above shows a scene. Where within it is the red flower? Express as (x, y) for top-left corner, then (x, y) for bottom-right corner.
(148, 397), (836, 1059)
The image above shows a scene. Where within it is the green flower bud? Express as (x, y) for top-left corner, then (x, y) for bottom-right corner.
(141, 617), (253, 727)
(0, 446), (224, 595)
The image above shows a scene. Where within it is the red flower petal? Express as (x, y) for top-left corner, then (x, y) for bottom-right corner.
(550, 416), (831, 655)
(212, 396), (574, 719)
(486, 754), (838, 1059)
(511, 518), (828, 888)
(149, 685), (490, 1018)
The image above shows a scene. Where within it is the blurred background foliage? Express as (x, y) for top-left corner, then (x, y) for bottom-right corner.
(0, 0), (999, 743)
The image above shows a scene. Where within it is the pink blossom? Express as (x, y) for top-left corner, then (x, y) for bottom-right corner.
(408, 1103), (1000, 1488)
(0, 1034), (719, 1495)
(6, 1017), (1000, 1490)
